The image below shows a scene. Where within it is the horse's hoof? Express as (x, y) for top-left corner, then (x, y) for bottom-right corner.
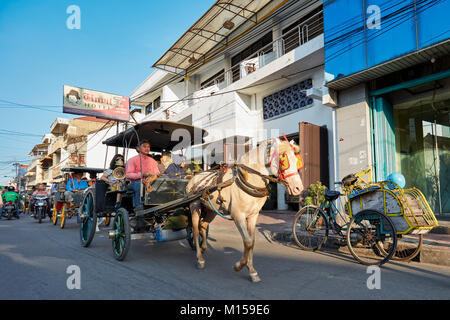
(197, 261), (205, 269)
(249, 273), (261, 283)
(233, 263), (242, 274)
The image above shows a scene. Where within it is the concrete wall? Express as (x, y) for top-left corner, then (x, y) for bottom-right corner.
(336, 83), (372, 180)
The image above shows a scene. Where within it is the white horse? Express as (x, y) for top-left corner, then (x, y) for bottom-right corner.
(186, 138), (304, 282)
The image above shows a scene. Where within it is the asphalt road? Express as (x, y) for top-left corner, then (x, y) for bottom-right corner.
(0, 214), (449, 300)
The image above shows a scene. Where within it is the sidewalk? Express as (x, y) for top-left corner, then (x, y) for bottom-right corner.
(257, 210), (450, 267)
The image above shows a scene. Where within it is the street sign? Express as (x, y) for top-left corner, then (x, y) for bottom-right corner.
(63, 85), (130, 121)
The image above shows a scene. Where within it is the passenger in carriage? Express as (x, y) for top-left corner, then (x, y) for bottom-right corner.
(65, 172), (89, 206)
(99, 154), (125, 211)
(164, 154), (186, 179)
(153, 154), (165, 174)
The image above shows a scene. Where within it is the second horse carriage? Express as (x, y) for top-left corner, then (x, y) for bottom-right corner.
(52, 167), (104, 228)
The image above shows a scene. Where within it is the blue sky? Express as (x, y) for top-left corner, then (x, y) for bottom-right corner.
(0, 0), (215, 184)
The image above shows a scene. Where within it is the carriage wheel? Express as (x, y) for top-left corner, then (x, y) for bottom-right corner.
(347, 210), (397, 266)
(52, 204), (58, 225)
(104, 213), (111, 227)
(80, 189), (97, 247)
(111, 208), (131, 261)
(60, 204), (67, 229)
(292, 205), (329, 251)
(375, 234), (423, 262)
(186, 225), (209, 251)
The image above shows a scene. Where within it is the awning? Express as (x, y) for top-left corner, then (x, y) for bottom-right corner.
(326, 39), (450, 91)
(152, 0), (279, 75)
(39, 155), (53, 163)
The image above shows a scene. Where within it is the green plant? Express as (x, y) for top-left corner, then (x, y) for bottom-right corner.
(304, 181), (326, 206)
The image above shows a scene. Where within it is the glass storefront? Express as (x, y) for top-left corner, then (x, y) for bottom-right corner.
(394, 97), (450, 216)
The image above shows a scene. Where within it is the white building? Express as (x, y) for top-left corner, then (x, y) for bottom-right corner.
(130, 0), (336, 209)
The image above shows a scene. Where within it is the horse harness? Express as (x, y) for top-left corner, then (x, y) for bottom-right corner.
(187, 163), (280, 219)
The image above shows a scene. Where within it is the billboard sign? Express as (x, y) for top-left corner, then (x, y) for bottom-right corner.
(63, 85), (130, 121)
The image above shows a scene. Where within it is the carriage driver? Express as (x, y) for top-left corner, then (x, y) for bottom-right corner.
(125, 140), (160, 211)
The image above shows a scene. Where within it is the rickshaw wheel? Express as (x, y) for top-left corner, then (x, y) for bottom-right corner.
(80, 189), (97, 247)
(347, 209), (397, 266)
(375, 234), (423, 262)
(112, 208), (131, 261)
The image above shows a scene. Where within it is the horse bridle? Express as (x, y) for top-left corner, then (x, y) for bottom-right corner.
(265, 139), (302, 183)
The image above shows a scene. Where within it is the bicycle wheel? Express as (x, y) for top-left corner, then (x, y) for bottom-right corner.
(292, 205), (329, 251)
(347, 210), (397, 266)
(376, 233), (423, 262)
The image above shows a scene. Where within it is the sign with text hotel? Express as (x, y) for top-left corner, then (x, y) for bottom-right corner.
(63, 85), (130, 121)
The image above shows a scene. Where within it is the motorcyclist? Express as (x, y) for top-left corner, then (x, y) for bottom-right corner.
(2, 186), (21, 218)
(31, 184), (50, 217)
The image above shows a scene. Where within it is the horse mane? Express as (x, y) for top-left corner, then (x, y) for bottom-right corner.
(277, 140), (300, 154)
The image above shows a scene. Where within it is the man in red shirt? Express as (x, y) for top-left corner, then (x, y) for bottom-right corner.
(126, 140), (160, 210)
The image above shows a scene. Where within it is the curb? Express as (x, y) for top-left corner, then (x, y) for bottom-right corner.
(430, 225), (450, 235)
(268, 230), (450, 267)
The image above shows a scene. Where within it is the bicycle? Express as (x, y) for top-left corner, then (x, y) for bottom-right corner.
(292, 186), (398, 266)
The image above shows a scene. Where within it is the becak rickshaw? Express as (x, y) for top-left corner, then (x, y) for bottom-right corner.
(78, 120), (207, 260)
(52, 167), (104, 229)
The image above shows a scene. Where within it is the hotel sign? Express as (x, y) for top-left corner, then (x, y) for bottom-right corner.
(63, 85), (130, 121)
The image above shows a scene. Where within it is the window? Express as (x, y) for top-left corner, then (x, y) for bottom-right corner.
(201, 69), (225, 89)
(282, 6), (323, 53)
(145, 96), (161, 115)
(231, 32), (273, 82)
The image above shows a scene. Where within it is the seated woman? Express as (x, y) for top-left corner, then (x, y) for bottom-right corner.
(96, 154), (124, 213)
(164, 154), (186, 179)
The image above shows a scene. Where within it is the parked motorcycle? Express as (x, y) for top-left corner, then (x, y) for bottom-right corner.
(33, 195), (49, 223)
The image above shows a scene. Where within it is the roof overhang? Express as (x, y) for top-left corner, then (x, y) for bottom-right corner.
(50, 118), (70, 135)
(130, 69), (178, 106)
(326, 38), (450, 91)
(152, 0), (280, 75)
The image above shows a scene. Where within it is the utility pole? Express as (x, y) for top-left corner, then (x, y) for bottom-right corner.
(13, 162), (20, 190)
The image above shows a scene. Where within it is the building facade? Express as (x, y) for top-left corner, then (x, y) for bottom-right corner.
(131, 0), (336, 209)
(323, 0), (450, 216)
(26, 116), (111, 187)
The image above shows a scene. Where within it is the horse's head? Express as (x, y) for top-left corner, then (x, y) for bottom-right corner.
(267, 138), (304, 196)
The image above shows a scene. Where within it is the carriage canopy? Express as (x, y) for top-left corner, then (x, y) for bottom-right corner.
(102, 120), (208, 152)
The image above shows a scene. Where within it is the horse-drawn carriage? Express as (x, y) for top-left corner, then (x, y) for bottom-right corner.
(78, 120), (304, 282)
(52, 167), (104, 228)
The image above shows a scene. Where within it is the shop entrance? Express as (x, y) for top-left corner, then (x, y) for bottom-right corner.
(394, 97), (450, 216)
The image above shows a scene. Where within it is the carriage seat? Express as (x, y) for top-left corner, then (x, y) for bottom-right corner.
(324, 189), (341, 201)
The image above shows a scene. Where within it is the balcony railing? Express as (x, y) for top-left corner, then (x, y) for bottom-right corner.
(203, 10), (323, 89)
